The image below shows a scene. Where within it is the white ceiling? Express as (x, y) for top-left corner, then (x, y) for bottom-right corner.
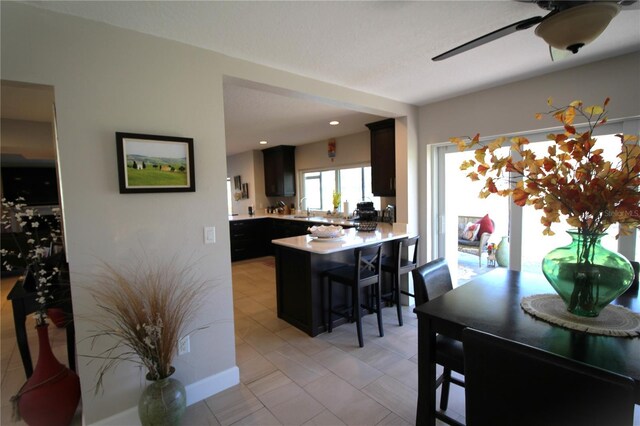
(21, 1), (640, 155)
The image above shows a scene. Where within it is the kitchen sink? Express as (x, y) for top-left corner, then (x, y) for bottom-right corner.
(292, 215), (329, 221)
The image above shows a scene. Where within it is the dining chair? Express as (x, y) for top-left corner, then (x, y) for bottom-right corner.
(412, 258), (464, 413)
(324, 243), (384, 348)
(463, 327), (636, 426)
(627, 260), (639, 294)
(381, 236), (420, 326)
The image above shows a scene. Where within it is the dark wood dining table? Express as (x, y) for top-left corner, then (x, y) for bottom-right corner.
(414, 268), (640, 426)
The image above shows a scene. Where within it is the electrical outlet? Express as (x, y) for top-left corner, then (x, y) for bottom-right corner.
(178, 335), (190, 355)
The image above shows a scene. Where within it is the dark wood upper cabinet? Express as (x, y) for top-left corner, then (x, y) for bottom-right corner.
(366, 118), (395, 196)
(263, 145), (296, 197)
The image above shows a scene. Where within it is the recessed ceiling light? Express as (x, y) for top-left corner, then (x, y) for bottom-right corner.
(329, 121), (340, 126)
(259, 140), (268, 145)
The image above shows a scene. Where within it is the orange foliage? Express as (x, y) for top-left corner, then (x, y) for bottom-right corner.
(450, 98), (640, 237)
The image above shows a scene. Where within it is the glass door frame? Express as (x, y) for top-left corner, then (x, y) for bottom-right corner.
(432, 117), (639, 269)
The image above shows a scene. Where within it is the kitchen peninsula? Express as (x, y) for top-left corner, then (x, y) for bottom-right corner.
(272, 223), (410, 336)
(228, 213), (355, 261)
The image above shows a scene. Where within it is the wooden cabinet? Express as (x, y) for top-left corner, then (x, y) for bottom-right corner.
(366, 118), (395, 196)
(229, 219), (267, 261)
(267, 219), (311, 255)
(232, 218), (355, 260)
(263, 145), (296, 197)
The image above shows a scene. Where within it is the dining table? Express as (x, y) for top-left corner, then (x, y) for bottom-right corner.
(414, 268), (640, 426)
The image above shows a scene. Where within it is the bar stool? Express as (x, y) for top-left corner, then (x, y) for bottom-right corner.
(324, 243), (384, 348)
(381, 236), (419, 326)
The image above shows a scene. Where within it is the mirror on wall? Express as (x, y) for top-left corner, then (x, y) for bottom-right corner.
(1, 80), (64, 264)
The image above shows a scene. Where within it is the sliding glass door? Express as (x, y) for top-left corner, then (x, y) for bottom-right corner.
(437, 145), (510, 285)
(433, 118), (639, 283)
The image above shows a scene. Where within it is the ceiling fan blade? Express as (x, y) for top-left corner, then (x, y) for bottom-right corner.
(432, 15), (544, 61)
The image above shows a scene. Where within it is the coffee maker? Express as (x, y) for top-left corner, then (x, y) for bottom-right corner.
(353, 201), (378, 222)
(383, 204), (395, 224)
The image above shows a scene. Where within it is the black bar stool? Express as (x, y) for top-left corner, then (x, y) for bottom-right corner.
(324, 243), (384, 348)
(381, 236), (419, 326)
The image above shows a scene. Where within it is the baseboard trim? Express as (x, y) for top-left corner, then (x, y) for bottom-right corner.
(186, 366), (239, 405)
(91, 366), (240, 425)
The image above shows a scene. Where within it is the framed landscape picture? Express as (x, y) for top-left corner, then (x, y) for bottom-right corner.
(116, 132), (195, 193)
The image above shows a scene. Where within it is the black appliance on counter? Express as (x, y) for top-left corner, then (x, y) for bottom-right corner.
(353, 201), (378, 222)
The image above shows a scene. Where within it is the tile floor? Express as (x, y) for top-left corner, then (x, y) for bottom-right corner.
(182, 256), (466, 426)
(1, 257), (464, 425)
(3, 258), (637, 425)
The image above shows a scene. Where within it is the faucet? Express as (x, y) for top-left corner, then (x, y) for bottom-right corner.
(299, 197), (310, 217)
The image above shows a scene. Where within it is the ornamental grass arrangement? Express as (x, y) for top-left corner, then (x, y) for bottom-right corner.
(451, 98), (639, 316)
(86, 254), (210, 393)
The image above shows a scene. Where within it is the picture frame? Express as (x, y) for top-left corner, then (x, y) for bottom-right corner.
(234, 175), (242, 190)
(116, 132), (195, 193)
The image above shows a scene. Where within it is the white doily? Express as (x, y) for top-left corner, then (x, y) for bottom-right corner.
(521, 294), (640, 337)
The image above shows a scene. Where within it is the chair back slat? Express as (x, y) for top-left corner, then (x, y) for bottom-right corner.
(391, 236), (420, 269)
(354, 243), (382, 284)
(411, 257), (452, 306)
(630, 260), (639, 292)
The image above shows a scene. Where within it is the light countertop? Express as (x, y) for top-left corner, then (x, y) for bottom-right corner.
(229, 213), (355, 227)
(271, 222), (410, 254)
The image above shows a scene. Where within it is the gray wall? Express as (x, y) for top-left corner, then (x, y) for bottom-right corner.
(1, 3), (416, 423)
(417, 52), (640, 260)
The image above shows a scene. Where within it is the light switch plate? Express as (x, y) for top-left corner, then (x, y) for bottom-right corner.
(204, 226), (216, 244)
(178, 335), (190, 355)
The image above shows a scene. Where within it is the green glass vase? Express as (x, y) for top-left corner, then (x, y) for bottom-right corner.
(542, 230), (634, 317)
(138, 368), (187, 426)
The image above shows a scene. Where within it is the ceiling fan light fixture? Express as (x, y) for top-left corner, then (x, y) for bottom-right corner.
(534, 3), (619, 53)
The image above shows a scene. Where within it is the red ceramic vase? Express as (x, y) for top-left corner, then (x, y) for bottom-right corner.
(17, 324), (81, 426)
(46, 308), (66, 328)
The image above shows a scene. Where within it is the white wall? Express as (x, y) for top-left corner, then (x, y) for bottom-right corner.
(252, 150), (268, 211)
(295, 131), (370, 171)
(2, 4), (237, 424)
(417, 52), (640, 260)
(1, 3), (417, 423)
(226, 151), (256, 215)
(420, 53), (640, 144)
(228, 132), (373, 213)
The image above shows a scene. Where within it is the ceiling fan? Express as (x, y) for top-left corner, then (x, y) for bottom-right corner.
(432, 1), (637, 62)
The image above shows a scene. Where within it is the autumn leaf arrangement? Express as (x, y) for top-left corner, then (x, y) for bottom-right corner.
(451, 98), (640, 239)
